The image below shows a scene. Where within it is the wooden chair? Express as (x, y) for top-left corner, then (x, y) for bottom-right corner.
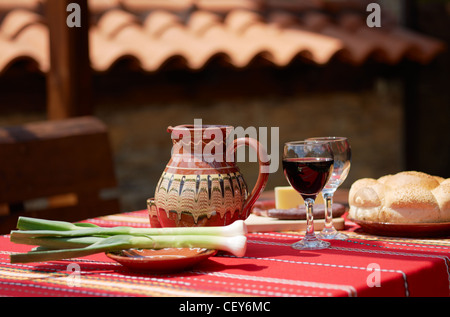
(0, 116), (121, 234)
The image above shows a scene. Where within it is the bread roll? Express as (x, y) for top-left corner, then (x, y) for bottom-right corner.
(433, 182), (450, 221)
(348, 178), (379, 206)
(348, 181), (387, 221)
(383, 171), (440, 190)
(377, 174), (393, 185)
(382, 184), (440, 223)
(348, 171), (449, 223)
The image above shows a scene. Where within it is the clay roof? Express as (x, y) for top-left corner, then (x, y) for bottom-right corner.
(0, 0), (446, 75)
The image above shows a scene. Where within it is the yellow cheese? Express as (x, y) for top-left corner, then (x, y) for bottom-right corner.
(274, 186), (324, 209)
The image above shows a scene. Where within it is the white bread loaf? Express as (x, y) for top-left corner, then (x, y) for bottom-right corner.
(348, 171), (450, 223)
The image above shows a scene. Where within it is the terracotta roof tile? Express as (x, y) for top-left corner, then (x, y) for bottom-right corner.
(88, 0), (120, 13)
(195, 0), (264, 12)
(390, 28), (446, 64)
(121, 0), (194, 12)
(1, 9), (42, 39)
(0, 0), (41, 12)
(0, 8), (48, 74)
(0, 0), (446, 75)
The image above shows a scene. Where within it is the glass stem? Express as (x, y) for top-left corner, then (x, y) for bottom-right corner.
(304, 198), (315, 238)
(323, 192), (334, 230)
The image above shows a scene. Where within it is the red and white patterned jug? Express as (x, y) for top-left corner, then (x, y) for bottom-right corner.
(154, 124), (269, 227)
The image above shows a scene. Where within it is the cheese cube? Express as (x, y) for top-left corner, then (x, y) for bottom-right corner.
(274, 186), (324, 209)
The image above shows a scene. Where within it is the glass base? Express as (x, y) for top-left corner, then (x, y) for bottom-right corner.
(316, 228), (348, 240)
(291, 236), (330, 250)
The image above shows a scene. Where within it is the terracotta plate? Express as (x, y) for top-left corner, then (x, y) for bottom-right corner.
(349, 218), (450, 238)
(106, 248), (217, 272)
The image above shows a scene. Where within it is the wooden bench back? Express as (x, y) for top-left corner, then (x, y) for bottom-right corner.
(0, 116), (120, 233)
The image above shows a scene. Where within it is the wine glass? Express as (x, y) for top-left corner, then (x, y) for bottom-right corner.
(282, 141), (334, 250)
(307, 137), (351, 240)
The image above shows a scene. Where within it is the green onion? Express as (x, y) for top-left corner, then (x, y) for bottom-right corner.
(13, 216), (247, 237)
(10, 235), (106, 250)
(9, 217), (248, 263)
(16, 217), (100, 231)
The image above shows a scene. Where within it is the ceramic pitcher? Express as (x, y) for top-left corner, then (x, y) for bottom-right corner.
(154, 124), (269, 227)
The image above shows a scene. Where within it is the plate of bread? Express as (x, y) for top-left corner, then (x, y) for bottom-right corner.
(348, 171), (450, 237)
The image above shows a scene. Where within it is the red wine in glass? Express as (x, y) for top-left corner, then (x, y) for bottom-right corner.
(282, 140), (334, 250)
(282, 157), (334, 199)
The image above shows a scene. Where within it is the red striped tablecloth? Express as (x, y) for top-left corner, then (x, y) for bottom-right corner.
(0, 210), (449, 298)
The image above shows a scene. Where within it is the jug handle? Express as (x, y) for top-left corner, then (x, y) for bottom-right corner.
(226, 137), (270, 219)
